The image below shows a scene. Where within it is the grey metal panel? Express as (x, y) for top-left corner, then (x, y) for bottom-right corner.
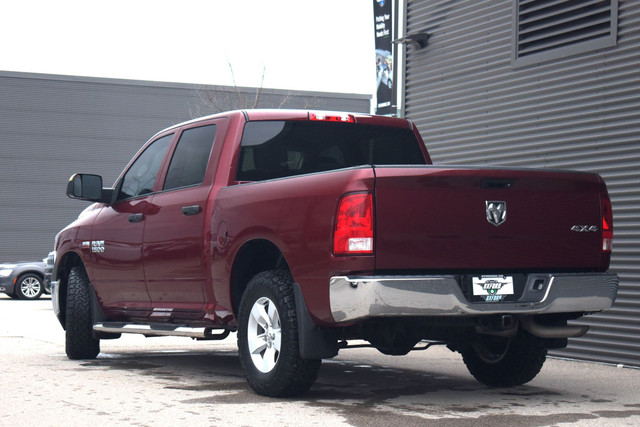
(404, 0), (640, 367)
(0, 71), (369, 262)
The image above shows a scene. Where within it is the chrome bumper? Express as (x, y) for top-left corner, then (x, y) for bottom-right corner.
(329, 273), (619, 323)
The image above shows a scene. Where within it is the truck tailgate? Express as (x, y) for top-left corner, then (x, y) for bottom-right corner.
(374, 166), (606, 272)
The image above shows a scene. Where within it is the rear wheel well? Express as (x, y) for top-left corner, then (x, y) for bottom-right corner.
(230, 239), (289, 316)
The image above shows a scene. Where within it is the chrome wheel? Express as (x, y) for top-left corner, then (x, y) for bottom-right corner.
(16, 274), (43, 300)
(247, 296), (281, 373)
(238, 270), (321, 396)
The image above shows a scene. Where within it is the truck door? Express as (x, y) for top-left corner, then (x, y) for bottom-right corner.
(142, 123), (219, 318)
(90, 133), (174, 316)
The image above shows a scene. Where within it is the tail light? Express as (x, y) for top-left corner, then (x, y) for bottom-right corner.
(601, 197), (613, 252)
(333, 193), (374, 255)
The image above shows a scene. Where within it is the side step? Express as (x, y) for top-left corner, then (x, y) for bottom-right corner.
(93, 322), (231, 340)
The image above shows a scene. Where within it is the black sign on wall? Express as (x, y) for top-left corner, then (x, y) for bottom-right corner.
(374, 0), (394, 115)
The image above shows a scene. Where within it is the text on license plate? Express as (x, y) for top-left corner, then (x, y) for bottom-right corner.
(472, 275), (514, 302)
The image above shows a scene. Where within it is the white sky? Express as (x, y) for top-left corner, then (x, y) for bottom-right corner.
(0, 0), (374, 94)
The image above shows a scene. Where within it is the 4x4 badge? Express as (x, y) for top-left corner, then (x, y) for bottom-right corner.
(486, 201), (507, 226)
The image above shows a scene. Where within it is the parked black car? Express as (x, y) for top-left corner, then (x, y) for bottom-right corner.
(0, 259), (49, 300)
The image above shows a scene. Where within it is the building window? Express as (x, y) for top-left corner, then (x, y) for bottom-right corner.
(513, 0), (618, 67)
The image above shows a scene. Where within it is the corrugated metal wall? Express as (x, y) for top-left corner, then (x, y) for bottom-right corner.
(404, 0), (639, 366)
(0, 71), (370, 262)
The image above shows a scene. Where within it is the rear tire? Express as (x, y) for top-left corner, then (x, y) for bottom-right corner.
(65, 266), (100, 359)
(16, 274), (44, 300)
(461, 330), (547, 387)
(237, 270), (321, 397)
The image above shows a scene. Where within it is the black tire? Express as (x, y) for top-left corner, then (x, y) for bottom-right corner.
(461, 330), (547, 387)
(15, 274), (44, 300)
(237, 270), (321, 397)
(65, 266), (100, 359)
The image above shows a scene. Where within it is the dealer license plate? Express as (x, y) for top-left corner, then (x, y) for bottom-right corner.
(472, 275), (514, 302)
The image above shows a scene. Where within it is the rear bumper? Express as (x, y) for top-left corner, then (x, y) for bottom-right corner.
(329, 273), (619, 323)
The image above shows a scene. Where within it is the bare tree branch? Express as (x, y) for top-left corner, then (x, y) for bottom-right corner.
(252, 65), (266, 109)
(193, 62), (324, 118)
(228, 63), (247, 108)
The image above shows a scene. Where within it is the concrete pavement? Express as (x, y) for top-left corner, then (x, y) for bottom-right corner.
(1, 295), (639, 426)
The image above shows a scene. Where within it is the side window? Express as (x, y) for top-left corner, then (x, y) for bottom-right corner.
(163, 125), (217, 191)
(118, 134), (173, 200)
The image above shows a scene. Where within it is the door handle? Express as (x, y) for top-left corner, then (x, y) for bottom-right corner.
(128, 213), (144, 223)
(182, 205), (201, 216)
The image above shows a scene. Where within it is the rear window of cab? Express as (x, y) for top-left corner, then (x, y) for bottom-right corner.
(237, 121), (425, 181)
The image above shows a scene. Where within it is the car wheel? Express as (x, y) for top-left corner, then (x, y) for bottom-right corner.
(461, 330), (547, 387)
(16, 274), (44, 300)
(237, 270), (321, 397)
(65, 266), (100, 359)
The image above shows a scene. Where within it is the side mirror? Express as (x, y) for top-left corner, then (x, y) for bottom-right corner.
(67, 174), (107, 202)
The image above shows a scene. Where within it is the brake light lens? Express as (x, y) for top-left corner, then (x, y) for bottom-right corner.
(333, 193), (374, 255)
(602, 197), (613, 252)
(310, 112), (355, 123)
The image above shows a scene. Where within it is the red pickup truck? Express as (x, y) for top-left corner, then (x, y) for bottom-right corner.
(52, 109), (618, 396)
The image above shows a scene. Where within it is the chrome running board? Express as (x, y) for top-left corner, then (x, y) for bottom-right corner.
(93, 322), (230, 340)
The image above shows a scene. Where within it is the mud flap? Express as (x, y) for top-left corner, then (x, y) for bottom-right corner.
(89, 286), (121, 340)
(293, 283), (339, 359)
